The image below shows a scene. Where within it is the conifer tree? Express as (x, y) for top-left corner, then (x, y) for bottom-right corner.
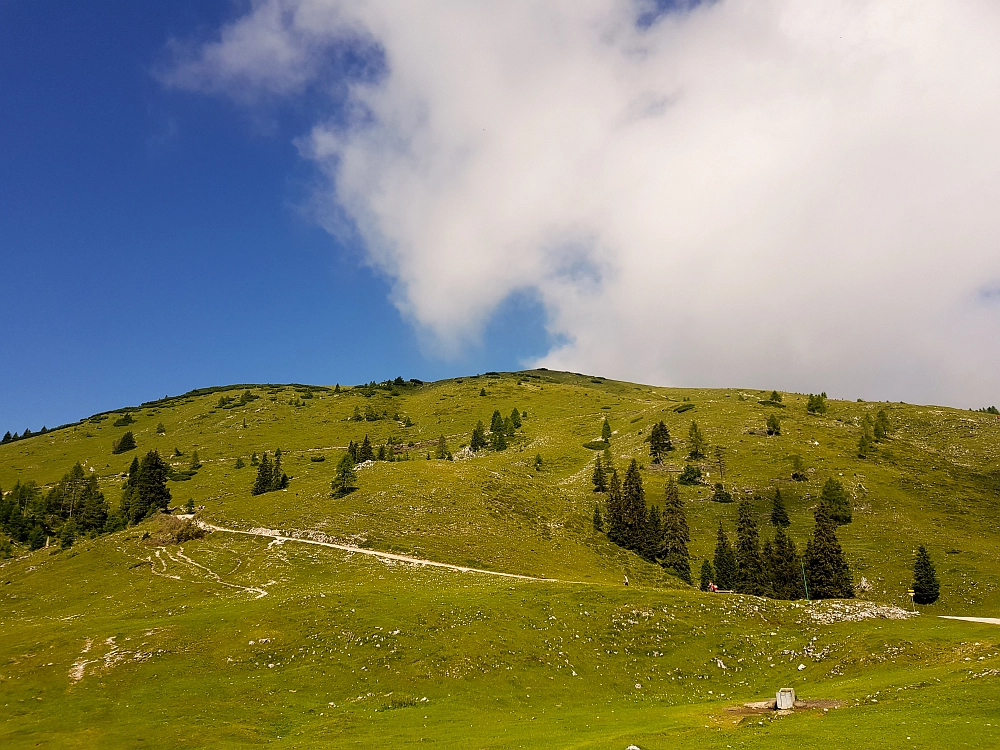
(490, 425), (507, 451)
(331, 453), (357, 497)
(270, 449), (288, 491)
(804, 504), (854, 599)
(359, 435), (375, 462)
(190, 450), (201, 470)
(490, 410), (505, 434)
(770, 488), (791, 528)
(347, 440), (358, 462)
(857, 426), (873, 458)
(112, 431), (136, 454)
(509, 408), (522, 429)
(605, 470), (625, 546)
(593, 501), (603, 531)
(687, 421), (706, 459)
(700, 559), (715, 591)
(820, 478), (852, 525)
(649, 421), (673, 463)
(660, 477), (691, 583)
(735, 500), (769, 596)
(806, 393), (828, 414)
(504, 416), (515, 437)
(235, 457), (245, 469)
(591, 455), (608, 492)
(479, 387), (487, 396)
(912, 546), (940, 604)
(713, 522), (738, 590)
(602, 419), (612, 441)
(470, 421), (487, 452)
(622, 460), (646, 552)
(1, 431), (10, 443)
(602, 446), (614, 472)
(766, 413), (781, 436)
(767, 527), (805, 600)
(252, 453), (273, 496)
(131, 451), (171, 523)
(769, 390), (783, 404)
(435, 435), (449, 460)
(874, 409), (890, 441)
(534, 454), (543, 471)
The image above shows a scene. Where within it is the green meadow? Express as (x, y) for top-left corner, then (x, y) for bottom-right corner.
(2, 370), (1000, 748)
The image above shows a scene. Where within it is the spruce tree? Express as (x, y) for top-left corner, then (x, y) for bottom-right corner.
(331, 453), (357, 497)
(252, 453), (273, 496)
(509, 408), (522, 429)
(347, 441), (358, 462)
(735, 500), (769, 596)
(622, 460), (646, 552)
(874, 409), (890, 441)
(713, 522), (738, 590)
(592, 456), (608, 492)
(605, 470), (625, 546)
(649, 421), (673, 463)
(490, 425), (507, 451)
(912, 546), (940, 604)
(270, 449), (288, 491)
(1, 431), (10, 443)
(593, 501), (603, 531)
(820, 478), (852, 525)
(133, 451), (171, 523)
(470, 421), (487, 451)
(770, 488), (791, 528)
(767, 527), (805, 600)
(602, 446), (614, 472)
(435, 435), (449, 459)
(491, 410), (505, 434)
(660, 477), (691, 583)
(235, 457), (245, 469)
(804, 504), (854, 599)
(687, 421), (706, 459)
(359, 435), (375, 462)
(700, 559), (715, 591)
(602, 419), (612, 441)
(857, 424), (874, 458)
(190, 450), (201, 470)
(112, 431), (136, 454)
(766, 413), (781, 436)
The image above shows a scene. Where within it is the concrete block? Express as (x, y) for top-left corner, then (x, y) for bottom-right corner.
(776, 688), (796, 710)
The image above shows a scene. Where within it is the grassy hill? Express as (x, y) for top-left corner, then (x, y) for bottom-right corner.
(2, 371), (999, 748)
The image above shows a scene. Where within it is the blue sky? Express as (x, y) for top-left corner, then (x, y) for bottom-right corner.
(0, 2), (552, 434)
(3, 1), (999, 435)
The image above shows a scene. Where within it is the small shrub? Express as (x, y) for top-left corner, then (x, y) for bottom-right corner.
(113, 413), (135, 427)
(711, 483), (733, 503)
(766, 413), (781, 435)
(674, 403), (695, 414)
(156, 422), (166, 434)
(310, 455), (326, 462)
(112, 431), (136, 454)
(678, 465), (702, 485)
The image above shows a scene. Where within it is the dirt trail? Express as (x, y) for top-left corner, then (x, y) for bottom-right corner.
(939, 616), (1000, 625)
(200, 521), (592, 584)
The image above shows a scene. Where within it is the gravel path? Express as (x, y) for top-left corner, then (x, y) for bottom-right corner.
(939, 616), (1000, 625)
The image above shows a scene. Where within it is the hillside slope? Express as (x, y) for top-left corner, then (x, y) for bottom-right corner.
(2, 371), (999, 748)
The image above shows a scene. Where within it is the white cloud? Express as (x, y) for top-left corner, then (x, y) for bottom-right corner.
(167, 0), (1000, 406)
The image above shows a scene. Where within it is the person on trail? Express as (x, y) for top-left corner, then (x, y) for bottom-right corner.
(624, 574), (629, 587)
(709, 581), (718, 593)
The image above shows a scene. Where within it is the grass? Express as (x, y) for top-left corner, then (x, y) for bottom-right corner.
(2, 370), (1000, 747)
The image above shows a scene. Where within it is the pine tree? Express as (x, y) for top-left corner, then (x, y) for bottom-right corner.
(874, 409), (890, 441)
(490, 425), (507, 451)
(60, 519), (77, 548)
(331, 453), (357, 497)
(770, 488), (790, 528)
(713, 522), (738, 590)
(534, 454), (543, 471)
(857, 425), (873, 458)
(649, 421), (673, 463)
(1, 431), (10, 443)
(112, 431), (136, 454)
(252, 453), (273, 496)
(769, 390), (783, 404)
(190, 450), (201, 470)
(132, 451), (171, 523)
(687, 421), (706, 459)
(479, 387), (486, 396)
(912, 546), (940, 604)
(735, 500), (769, 596)
(235, 456), (245, 469)
(359, 435), (375, 462)
(347, 441), (358, 462)
(660, 477), (691, 583)
(767, 527), (805, 600)
(591, 456), (607, 492)
(270, 448), (288, 490)
(820, 478), (852, 525)
(622, 460), (646, 552)
(766, 413), (781, 436)
(504, 416), (515, 438)
(470, 421), (487, 452)
(807, 393), (828, 414)
(435, 435), (449, 459)
(700, 559), (715, 591)
(602, 419), (612, 441)
(491, 410), (505, 434)
(509, 408), (522, 429)
(605, 470), (625, 546)
(804, 504), (854, 599)
(602, 446), (614, 472)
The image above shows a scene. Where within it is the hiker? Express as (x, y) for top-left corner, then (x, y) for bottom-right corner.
(709, 581), (718, 593)
(624, 574), (629, 587)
